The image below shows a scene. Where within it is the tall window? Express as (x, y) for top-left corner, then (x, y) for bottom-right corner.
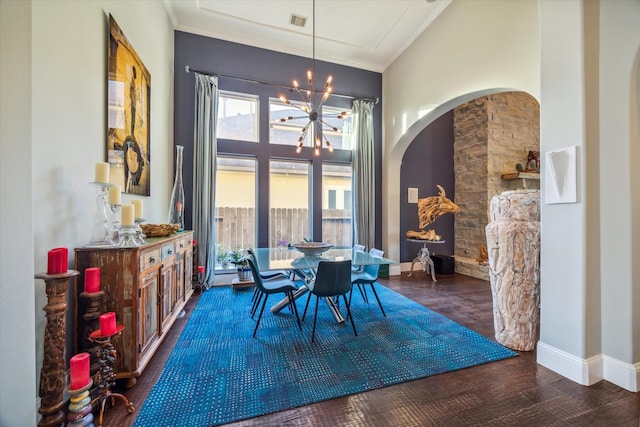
(216, 85), (353, 251)
(214, 156), (256, 267)
(269, 160), (310, 247)
(217, 91), (259, 142)
(322, 164), (352, 246)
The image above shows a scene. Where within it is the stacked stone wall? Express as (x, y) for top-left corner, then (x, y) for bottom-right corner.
(453, 92), (539, 279)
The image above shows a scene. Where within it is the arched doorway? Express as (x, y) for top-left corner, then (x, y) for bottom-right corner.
(385, 88), (540, 274)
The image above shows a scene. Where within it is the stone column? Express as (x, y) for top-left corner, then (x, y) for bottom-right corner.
(485, 189), (540, 351)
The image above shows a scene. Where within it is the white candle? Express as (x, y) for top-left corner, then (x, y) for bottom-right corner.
(108, 186), (121, 205)
(121, 204), (135, 226)
(95, 162), (110, 184)
(132, 199), (143, 219)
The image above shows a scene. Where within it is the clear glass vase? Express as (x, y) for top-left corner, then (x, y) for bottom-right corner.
(167, 145), (185, 231)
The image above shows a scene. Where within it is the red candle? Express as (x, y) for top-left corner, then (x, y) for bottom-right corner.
(198, 265), (205, 274)
(47, 247), (68, 274)
(99, 312), (117, 336)
(84, 267), (101, 293)
(69, 352), (90, 390)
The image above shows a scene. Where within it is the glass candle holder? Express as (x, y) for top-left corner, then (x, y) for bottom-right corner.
(107, 204), (121, 243)
(134, 218), (147, 245)
(116, 225), (140, 247)
(86, 182), (116, 247)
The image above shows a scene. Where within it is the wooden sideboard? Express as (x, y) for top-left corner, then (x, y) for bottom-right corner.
(74, 231), (193, 386)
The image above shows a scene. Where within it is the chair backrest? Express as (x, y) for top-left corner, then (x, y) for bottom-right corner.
(246, 257), (266, 293)
(353, 244), (365, 252)
(246, 248), (258, 266)
(312, 260), (353, 297)
(369, 248), (384, 258)
(361, 262), (381, 278)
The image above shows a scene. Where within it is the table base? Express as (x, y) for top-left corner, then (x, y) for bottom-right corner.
(271, 285), (345, 323)
(407, 243), (437, 281)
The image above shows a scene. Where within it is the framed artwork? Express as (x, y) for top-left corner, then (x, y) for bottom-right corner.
(107, 14), (151, 196)
(545, 146), (577, 204)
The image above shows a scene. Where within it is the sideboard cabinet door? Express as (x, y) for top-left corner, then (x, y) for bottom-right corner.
(139, 268), (159, 357)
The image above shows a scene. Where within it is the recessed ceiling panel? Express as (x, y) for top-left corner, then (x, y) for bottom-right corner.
(166, 0), (451, 72)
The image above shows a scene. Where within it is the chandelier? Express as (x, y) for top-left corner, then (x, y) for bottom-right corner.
(276, 0), (349, 155)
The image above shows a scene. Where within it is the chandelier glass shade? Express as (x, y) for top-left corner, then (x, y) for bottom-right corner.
(276, 0), (350, 155)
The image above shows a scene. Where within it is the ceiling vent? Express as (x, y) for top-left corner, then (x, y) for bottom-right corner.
(289, 13), (307, 27)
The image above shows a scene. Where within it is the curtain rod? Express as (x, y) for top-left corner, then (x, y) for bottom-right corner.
(185, 65), (379, 104)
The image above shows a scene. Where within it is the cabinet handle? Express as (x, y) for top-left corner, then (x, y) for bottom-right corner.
(168, 249), (173, 255)
(149, 256), (156, 264)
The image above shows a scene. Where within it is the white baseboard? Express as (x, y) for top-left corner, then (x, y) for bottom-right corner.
(602, 355), (640, 392)
(389, 264), (403, 276)
(537, 341), (640, 392)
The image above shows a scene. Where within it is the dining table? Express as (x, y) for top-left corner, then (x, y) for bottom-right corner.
(252, 247), (396, 323)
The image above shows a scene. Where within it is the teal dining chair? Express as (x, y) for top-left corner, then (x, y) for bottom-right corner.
(246, 248), (294, 316)
(247, 258), (302, 337)
(350, 248), (386, 317)
(302, 260), (356, 343)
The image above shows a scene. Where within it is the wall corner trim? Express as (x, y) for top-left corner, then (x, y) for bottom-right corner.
(537, 341), (640, 392)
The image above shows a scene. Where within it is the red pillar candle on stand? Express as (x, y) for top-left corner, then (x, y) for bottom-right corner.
(99, 312), (117, 336)
(69, 352), (90, 390)
(84, 267), (101, 293)
(47, 247), (68, 274)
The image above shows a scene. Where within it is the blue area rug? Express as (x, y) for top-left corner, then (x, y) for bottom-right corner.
(134, 283), (516, 426)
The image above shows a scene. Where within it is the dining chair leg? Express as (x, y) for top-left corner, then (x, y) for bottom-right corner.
(343, 294), (358, 337)
(287, 291), (302, 331)
(253, 294), (269, 337)
(311, 296), (320, 343)
(302, 291), (313, 322)
(357, 284), (368, 303)
(369, 283), (386, 317)
(347, 289), (354, 321)
(251, 291), (263, 318)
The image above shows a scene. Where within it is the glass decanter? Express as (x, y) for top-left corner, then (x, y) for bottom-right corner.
(167, 145), (185, 231)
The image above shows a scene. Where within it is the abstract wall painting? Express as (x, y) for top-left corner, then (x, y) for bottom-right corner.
(107, 14), (151, 196)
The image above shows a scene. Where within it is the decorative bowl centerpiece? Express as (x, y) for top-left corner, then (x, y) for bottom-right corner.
(291, 242), (333, 257)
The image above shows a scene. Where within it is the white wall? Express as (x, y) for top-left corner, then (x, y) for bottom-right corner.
(383, 0), (640, 391)
(382, 0), (540, 263)
(537, 0), (590, 366)
(536, 0), (640, 392)
(0, 1), (174, 422)
(535, 0), (640, 391)
(598, 0), (640, 368)
(0, 1), (36, 425)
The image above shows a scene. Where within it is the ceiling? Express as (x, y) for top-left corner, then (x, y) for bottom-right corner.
(164, 0), (452, 73)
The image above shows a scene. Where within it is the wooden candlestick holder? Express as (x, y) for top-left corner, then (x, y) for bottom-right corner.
(34, 269), (79, 427)
(79, 290), (104, 398)
(89, 327), (134, 427)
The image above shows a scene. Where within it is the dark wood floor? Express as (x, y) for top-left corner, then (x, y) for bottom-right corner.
(103, 272), (640, 426)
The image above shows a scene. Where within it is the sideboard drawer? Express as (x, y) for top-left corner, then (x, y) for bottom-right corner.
(176, 237), (190, 252)
(161, 243), (175, 260)
(140, 248), (161, 272)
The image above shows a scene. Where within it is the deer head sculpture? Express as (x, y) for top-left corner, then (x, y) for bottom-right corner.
(417, 185), (460, 229)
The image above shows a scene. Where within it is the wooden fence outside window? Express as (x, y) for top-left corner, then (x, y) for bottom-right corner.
(214, 207), (351, 261)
